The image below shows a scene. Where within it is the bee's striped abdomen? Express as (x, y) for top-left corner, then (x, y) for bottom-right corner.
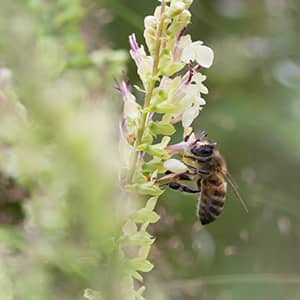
(198, 175), (227, 225)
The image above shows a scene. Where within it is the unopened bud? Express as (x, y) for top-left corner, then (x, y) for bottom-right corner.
(169, 1), (186, 17)
(144, 16), (156, 28)
(164, 159), (188, 173)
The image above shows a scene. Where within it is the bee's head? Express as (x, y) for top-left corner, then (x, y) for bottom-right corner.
(190, 141), (216, 157)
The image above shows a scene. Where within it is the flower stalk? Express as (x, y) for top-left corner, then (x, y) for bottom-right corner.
(116, 0), (214, 298)
(127, 0), (167, 184)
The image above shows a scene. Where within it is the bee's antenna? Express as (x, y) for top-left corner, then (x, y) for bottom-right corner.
(223, 171), (248, 213)
(190, 130), (208, 145)
(197, 130), (208, 140)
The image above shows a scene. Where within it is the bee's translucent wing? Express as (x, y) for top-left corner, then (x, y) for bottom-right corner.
(223, 171), (248, 213)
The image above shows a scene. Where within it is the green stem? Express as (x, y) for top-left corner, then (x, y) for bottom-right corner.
(127, 0), (167, 184)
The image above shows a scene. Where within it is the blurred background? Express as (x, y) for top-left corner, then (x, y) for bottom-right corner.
(1, 0), (300, 299)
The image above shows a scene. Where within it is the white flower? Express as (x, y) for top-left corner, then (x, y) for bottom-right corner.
(169, 1), (186, 17)
(164, 159), (188, 173)
(124, 100), (140, 120)
(115, 78), (141, 139)
(144, 16), (156, 28)
(129, 34), (146, 66)
(192, 73), (208, 94)
(138, 56), (153, 87)
(182, 105), (203, 127)
(181, 37), (214, 68)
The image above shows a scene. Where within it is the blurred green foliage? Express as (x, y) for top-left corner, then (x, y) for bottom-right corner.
(1, 0), (300, 300)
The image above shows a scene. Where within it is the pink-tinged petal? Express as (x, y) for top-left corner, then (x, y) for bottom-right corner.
(147, 112), (155, 124)
(115, 77), (136, 103)
(177, 27), (187, 43)
(129, 34), (138, 52)
(175, 64), (201, 98)
(129, 33), (143, 66)
(173, 27), (186, 59)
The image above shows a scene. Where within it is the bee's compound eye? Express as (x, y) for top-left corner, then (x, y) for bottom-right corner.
(191, 145), (214, 157)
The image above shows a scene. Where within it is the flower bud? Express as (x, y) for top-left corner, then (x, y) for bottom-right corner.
(144, 15), (156, 28)
(164, 159), (188, 173)
(181, 0), (193, 8)
(169, 1), (186, 17)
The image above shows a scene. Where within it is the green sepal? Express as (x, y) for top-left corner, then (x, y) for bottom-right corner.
(131, 208), (160, 224)
(138, 245), (151, 259)
(137, 137), (170, 159)
(122, 219), (138, 236)
(149, 121), (176, 136)
(141, 159), (165, 176)
(83, 289), (103, 300)
(129, 258), (154, 273)
(141, 128), (153, 144)
(138, 145), (169, 159)
(147, 101), (179, 114)
(126, 230), (155, 246)
(145, 196), (159, 210)
(161, 63), (185, 77)
(135, 286), (146, 300)
(125, 182), (163, 196)
(131, 271), (143, 282)
(134, 85), (146, 93)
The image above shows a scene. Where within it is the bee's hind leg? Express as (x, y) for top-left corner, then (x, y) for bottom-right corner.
(168, 182), (200, 194)
(157, 171), (200, 194)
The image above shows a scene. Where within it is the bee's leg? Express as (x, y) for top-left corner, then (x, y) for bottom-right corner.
(157, 171), (200, 193)
(198, 169), (210, 175)
(168, 182), (200, 193)
(185, 164), (211, 176)
(157, 171), (195, 183)
(184, 128), (207, 142)
(164, 171), (192, 181)
(185, 155), (212, 164)
(184, 128), (194, 142)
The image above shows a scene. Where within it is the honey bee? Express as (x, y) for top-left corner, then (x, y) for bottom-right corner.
(160, 130), (247, 225)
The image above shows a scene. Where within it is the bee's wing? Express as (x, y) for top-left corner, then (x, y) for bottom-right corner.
(223, 171), (248, 213)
